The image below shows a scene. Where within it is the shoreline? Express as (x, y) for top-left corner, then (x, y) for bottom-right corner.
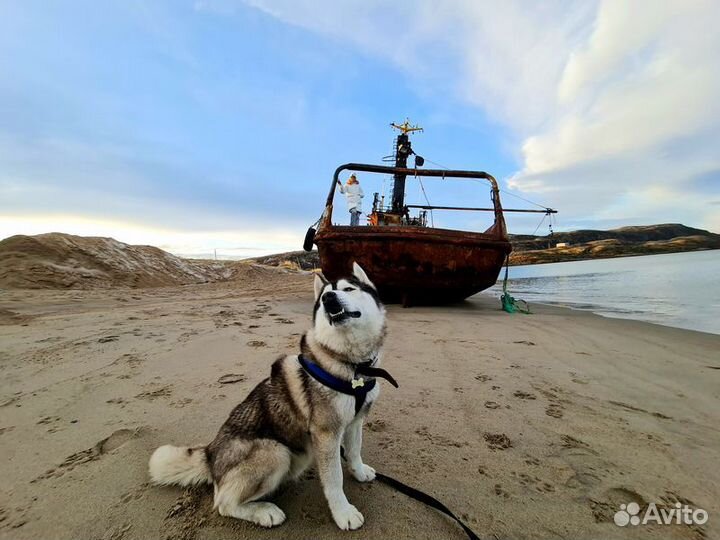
(489, 295), (720, 338)
(1, 277), (719, 539)
(509, 246), (720, 267)
(494, 249), (719, 336)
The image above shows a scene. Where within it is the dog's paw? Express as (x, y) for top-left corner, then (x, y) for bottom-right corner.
(248, 502), (286, 528)
(332, 503), (365, 530)
(351, 463), (376, 482)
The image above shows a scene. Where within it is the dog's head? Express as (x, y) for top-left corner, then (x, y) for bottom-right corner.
(312, 262), (386, 358)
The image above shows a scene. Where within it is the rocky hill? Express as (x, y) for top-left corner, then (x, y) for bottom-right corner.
(509, 224), (720, 265)
(252, 251), (320, 271)
(510, 223), (716, 250)
(0, 233), (235, 289)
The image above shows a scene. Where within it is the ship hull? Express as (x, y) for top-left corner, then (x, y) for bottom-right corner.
(314, 226), (512, 304)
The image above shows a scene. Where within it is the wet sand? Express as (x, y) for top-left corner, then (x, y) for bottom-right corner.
(1, 270), (718, 540)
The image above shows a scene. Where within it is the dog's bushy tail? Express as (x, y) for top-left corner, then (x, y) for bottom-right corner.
(149, 445), (212, 487)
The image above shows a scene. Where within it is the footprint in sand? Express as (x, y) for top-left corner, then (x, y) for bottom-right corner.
(247, 340), (267, 347)
(416, 426), (467, 448)
(608, 400), (673, 420)
(366, 419), (387, 432)
(660, 491), (697, 508)
(494, 484), (510, 498)
(556, 435), (607, 490)
(512, 471), (556, 493)
(135, 385), (172, 401)
(163, 486), (214, 540)
(178, 330), (199, 342)
(546, 404), (564, 418)
(530, 382), (569, 418)
(170, 398), (193, 408)
(106, 398), (129, 408)
(114, 353), (143, 368)
(513, 391), (537, 400)
(484, 401), (501, 409)
(0, 505), (29, 530)
(37, 416), (65, 433)
(589, 487), (646, 523)
(33, 428), (142, 482)
(484, 432), (513, 451)
(560, 435), (596, 453)
(120, 484), (148, 504)
(217, 374), (246, 385)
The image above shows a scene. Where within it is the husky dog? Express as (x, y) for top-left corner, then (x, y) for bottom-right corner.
(149, 263), (390, 530)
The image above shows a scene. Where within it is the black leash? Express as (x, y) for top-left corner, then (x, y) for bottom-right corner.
(341, 448), (481, 540)
(355, 363), (399, 388)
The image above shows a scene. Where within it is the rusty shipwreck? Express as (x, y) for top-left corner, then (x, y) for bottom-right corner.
(304, 121), (556, 305)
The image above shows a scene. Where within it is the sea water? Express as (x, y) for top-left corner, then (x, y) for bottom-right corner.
(483, 249), (720, 335)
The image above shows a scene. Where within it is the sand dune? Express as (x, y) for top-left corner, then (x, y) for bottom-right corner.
(0, 233), (238, 289)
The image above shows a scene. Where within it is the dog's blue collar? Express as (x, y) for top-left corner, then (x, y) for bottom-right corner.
(298, 354), (377, 415)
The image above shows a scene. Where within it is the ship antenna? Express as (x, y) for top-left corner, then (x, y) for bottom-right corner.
(390, 118), (424, 135)
(389, 119), (423, 214)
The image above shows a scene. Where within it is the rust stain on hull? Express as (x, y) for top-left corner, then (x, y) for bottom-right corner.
(315, 226), (512, 304)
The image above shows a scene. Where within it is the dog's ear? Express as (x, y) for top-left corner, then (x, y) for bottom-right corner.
(314, 272), (329, 300)
(352, 262), (375, 289)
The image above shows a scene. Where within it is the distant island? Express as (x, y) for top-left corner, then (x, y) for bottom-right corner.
(253, 223), (720, 269)
(508, 223), (720, 265)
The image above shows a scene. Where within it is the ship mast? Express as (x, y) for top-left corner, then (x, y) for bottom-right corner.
(389, 119), (423, 213)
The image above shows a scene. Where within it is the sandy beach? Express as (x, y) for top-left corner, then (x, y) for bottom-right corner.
(1, 267), (718, 540)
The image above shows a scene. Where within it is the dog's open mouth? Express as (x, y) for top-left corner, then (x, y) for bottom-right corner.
(327, 308), (361, 324)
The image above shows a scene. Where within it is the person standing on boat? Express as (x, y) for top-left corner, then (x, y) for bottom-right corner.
(337, 174), (364, 226)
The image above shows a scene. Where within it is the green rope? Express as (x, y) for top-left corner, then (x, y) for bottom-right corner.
(500, 255), (530, 314)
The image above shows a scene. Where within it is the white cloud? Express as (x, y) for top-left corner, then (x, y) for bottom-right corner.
(231, 0), (720, 232)
(523, 0), (720, 174)
(510, 0), (720, 231)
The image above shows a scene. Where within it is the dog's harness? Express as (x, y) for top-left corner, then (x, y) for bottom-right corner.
(298, 355), (398, 415)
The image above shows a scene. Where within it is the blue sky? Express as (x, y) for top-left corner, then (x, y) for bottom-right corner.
(2, 1), (719, 257)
